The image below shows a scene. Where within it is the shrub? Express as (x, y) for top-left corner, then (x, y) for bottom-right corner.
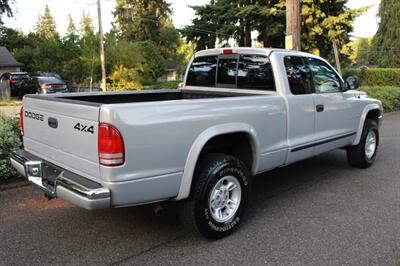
(361, 86), (400, 112)
(142, 81), (181, 90)
(344, 68), (400, 87)
(109, 65), (142, 91)
(0, 113), (22, 180)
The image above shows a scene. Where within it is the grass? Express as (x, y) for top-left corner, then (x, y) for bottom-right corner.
(0, 99), (22, 107)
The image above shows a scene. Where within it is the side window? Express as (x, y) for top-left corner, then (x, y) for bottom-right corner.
(307, 57), (342, 93)
(237, 55), (275, 91)
(284, 56), (313, 95)
(217, 58), (237, 86)
(186, 56), (217, 87)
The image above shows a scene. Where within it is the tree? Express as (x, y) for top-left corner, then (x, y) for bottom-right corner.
(35, 5), (59, 40)
(113, 0), (180, 57)
(0, 0), (13, 24)
(114, 0), (172, 42)
(182, 0), (366, 62)
(133, 41), (165, 84)
(0, 27), (29, 52)
(350, 38), (372, 65)
(301, 0), (368, 61)
(371, 0), (400, 67)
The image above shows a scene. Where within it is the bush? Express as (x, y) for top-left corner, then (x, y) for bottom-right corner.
(344, 68), (400, 87)
(361, 86), (400, 112)
(0, 113), (22, 180)
(142, 81), (181, 90)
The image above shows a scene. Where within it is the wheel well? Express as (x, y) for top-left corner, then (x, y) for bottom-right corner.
(366, 109), (381, 124)
(198, 132), (254, 172)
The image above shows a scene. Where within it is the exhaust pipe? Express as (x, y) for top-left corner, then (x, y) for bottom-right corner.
(152, 204), (164, 216)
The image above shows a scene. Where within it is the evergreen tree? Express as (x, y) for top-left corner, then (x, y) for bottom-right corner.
(114, 0), (172, 42)
(182, 0), (366, 60)
(371, 0), (400, 67)
(35, 5), (59, 40)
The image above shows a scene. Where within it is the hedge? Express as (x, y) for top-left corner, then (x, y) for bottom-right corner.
(0, 112), (22, 180)
(344, 68), (400, 87)
(142, 80), (181, 90)
(361, 86), (400, 112)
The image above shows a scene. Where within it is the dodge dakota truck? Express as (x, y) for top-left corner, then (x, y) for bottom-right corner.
(11, 48), (383, 239)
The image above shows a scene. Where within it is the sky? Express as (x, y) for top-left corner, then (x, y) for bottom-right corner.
(3, 0), (381, 39)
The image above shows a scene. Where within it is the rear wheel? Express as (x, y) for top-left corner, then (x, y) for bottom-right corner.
(347, 119), (379, 168)
(179, 153), (251, 239)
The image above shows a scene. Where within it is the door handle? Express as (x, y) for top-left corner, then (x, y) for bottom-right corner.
(316, 104), (324, 112)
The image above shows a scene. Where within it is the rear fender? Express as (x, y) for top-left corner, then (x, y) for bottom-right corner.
(175, 123), (260, 200)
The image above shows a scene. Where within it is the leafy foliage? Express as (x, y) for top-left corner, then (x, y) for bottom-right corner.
(361, 86), (400, 111)
(142, 80), (181, 90)
(133, 41), (165, 84)
(371, 0), (400, 67)
(0, 0), (13, 24)
(181, 0), (367, 63)
(0, 113), (22, 180)
(344, 68), (400, 87)
(109, 65), (142, 91)
(350, 38), (373, 65)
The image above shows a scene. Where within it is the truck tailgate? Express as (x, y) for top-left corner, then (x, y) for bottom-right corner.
(22, 96), (101, 180)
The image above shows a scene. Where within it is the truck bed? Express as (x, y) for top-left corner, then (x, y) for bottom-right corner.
(26, 89), (258, 105)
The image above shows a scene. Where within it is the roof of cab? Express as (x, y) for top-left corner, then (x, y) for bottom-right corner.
(194, 47), (313, 58)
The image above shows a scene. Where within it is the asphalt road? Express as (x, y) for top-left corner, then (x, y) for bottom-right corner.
(1, 112), (399, 266)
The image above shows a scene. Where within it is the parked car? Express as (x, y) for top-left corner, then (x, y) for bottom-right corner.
(11, 48), (383, 239)
(32, 76), (69, 94)
(30, 72), (64, 81)
(0, 72), (36, 98)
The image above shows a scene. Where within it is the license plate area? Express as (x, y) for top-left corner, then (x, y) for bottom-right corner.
(25, 161), (43, 179)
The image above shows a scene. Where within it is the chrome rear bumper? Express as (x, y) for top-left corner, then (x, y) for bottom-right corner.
(10, 149), (110, 210)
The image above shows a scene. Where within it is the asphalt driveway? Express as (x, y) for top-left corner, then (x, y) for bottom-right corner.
(1, 112), (399, 265)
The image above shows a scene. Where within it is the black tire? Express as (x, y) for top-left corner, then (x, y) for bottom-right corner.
(347, 119), (379, 169)
(179, 153), (251, 239)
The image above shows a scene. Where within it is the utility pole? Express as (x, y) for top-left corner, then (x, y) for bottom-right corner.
(97, 0), (106, 92)
(286, 0), (301, 51)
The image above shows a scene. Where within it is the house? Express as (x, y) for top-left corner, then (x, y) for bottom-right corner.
(0, 46), (24, 75)
(159, 59), (181, 82)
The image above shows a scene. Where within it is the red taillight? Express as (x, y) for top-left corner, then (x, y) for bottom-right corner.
(19, 107), (24, 137)
(98, 123), (124, 166)
(223, 49), (233, 54)
(9, 80), (16, 85)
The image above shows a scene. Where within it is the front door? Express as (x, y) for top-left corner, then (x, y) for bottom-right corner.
(306, 57), (359, 155)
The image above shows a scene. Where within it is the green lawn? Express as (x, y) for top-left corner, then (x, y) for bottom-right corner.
(0, 99), (22, 107)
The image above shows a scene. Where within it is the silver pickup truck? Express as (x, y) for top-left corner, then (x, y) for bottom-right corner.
(11, 48), (383, 239)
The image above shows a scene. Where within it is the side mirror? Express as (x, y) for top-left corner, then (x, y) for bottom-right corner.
(345, 75), (360, 91)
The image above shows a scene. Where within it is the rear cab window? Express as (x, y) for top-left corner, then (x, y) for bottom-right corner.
(284, 56), (313, 95)
(186, 53), (276, 92)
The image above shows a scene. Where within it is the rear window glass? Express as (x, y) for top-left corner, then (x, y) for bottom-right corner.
(284, 56), (313, 95)
(11, 75), (30, 80)
(186, 56), (217, 87)
(237, 55), (275, 91)
(217, 58), (238, 86)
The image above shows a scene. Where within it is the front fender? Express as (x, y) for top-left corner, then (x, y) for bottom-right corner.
(353, 103), (383, 146)
(175, 123), (260, 200)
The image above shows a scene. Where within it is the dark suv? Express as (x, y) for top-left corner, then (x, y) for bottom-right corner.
(0, 72), (36, 98)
